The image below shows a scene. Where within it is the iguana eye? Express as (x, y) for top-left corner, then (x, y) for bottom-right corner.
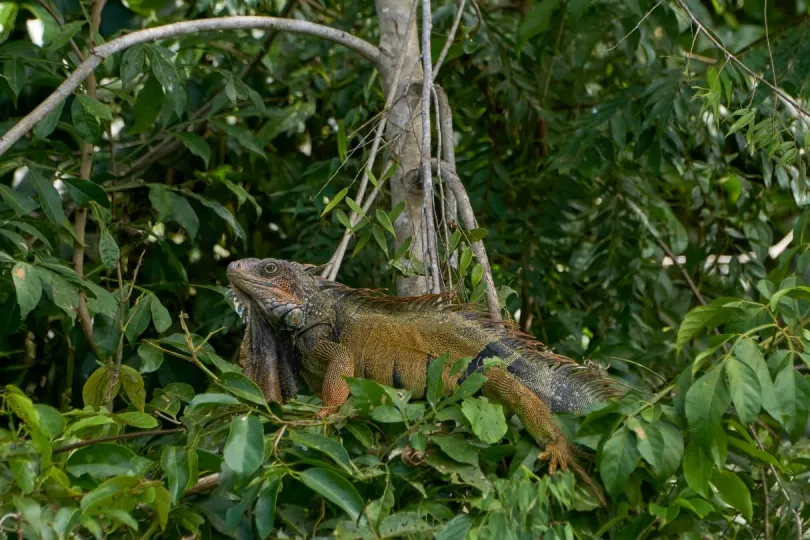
(264, 262), (278, 275)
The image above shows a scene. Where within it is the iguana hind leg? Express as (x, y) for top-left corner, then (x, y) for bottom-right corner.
(483, 367), (572, 472)
(312, 341), (355, 418)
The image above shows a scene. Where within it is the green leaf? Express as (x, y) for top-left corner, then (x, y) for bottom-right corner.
(11, 262), (42, 318)
(77, 94), (113, 121)
(81, 476), (141, 513)
(322, 187), (349, 217)
(379, 512), (432, 537)
(460, 396), (507, 443)
(66, 443), (152, 478)
(290, 431), (353, 473)
(184, 192), (246, 240)
(471, 263), (483, 287)
(187, 392), (241, 411)
(220, 372), (267, 406)
(376, 209), (396, 236)
(0, 2), (19, 45)
(120, 365), (147, 412)
(27, 166), (65, 225)
(33, 404), (65, 439)
(147, 45), (180, 95)
(372, 224), (388, 257)
(99, 230), (120, 270)
(131, 75), (163, 134)
(120, 44), (145, 87)
(459, 246), (472, 276)
(224, 415), (265, 476)
(724, 356), (761, 425)
(467, 227), (488, 242)
(149, 294), (172, 333)
(682, 441), (712, 498)
(772, 362), (797, 433)
(677, 303), (737, 349)
(3, 57), (25, 97)
(431, 434), (479, 466)
(711, 469), (752, 521)
(161, 446), (191, 503)
(71, 96), (101, 142)
(33, 99), (64, 139)
(152, 485), (171, 531)
(255, 476), (282, 539)
(298, 467), (363, 521)
(171, 132), (211, 169)
(10, 458), (36, 494)
(46, 20), (85, 52)
(0, 184), (39, 216)
(599, 427), (640, 496)
(435, 515), (473, 540)
(62, 176), (109, 208)
(734, 337), (776, 419)
(685, 364), (730, 448)
(632, 419), (683, 478)
(115, 411), (158, 428)
(427, 354), (450, 408)
(517, 0), (561, 49)
(126, 296), (152, 344)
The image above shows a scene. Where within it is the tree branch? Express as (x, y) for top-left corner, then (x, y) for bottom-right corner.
(72, 0), (106, 362)
(420, 0), (442, 294)
(0, 16), (382, 156)
(432, 0), (467, 81)
(675, 0), (810, 128)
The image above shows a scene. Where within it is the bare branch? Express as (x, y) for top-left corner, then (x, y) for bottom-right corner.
(72, 0), (106, 363)
(432, 0), (468, 80)
(0, 16), (382, 156)
(420, 0), (442, 294)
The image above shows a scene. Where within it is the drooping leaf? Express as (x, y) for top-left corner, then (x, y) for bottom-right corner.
(724, 356), (761, 425)
(161, 446), (192, 502)
(685, 364), (731, 448)
(11, 262), (42, 318)
(711, 469), (753, 521)
(224, 415), (265, 476)
(298, 467), (364, 521)
(599, 427), (640, 496)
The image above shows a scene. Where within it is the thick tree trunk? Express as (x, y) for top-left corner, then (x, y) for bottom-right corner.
(375, 0), (429, 296)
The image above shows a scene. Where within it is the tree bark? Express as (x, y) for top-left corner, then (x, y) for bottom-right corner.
(375, 0), (429, 296)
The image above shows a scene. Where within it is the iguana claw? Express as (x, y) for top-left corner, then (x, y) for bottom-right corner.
(538, 440), (573, 473)
(315, 405), (339, 418)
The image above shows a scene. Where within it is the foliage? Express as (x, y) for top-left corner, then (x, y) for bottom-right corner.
(1, 0), (810, 537)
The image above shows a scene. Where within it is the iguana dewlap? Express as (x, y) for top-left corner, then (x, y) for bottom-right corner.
(226, 257), (615, 479)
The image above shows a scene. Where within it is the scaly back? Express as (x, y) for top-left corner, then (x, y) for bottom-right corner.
(316, 278), (618, 413)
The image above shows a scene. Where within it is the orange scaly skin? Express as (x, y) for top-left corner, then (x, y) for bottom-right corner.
(226, 258), (616, 502)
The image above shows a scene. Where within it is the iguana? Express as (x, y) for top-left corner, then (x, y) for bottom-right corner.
(226, 257), (616, 497)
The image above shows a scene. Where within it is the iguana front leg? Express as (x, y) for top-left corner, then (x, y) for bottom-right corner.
(483, 367), (572, 472)
(312, 341), (355, 418)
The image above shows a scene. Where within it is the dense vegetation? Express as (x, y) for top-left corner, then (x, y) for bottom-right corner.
(1, 0), (809, 537)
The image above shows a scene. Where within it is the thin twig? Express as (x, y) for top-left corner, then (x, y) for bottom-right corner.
(432, 0), (468, 80)
(186, 473), (221, 495)
(0, 16), (382, 156)
(323, 0), (420, 281)
(750, 426), (802, 540)
(419, 0), (441, 294)
(433, 87), (500, 318)
(675, 0), (810, 128)
(761, 466), (771, 540)
(623, 197), (707, 306)
(72, 0), (106, 363)
(53, 427), (184, 454)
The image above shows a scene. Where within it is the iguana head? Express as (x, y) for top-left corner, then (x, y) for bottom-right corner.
(226, 257), (323, 331)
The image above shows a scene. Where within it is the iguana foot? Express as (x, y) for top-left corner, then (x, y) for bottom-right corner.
(538, 440), (573, 473)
